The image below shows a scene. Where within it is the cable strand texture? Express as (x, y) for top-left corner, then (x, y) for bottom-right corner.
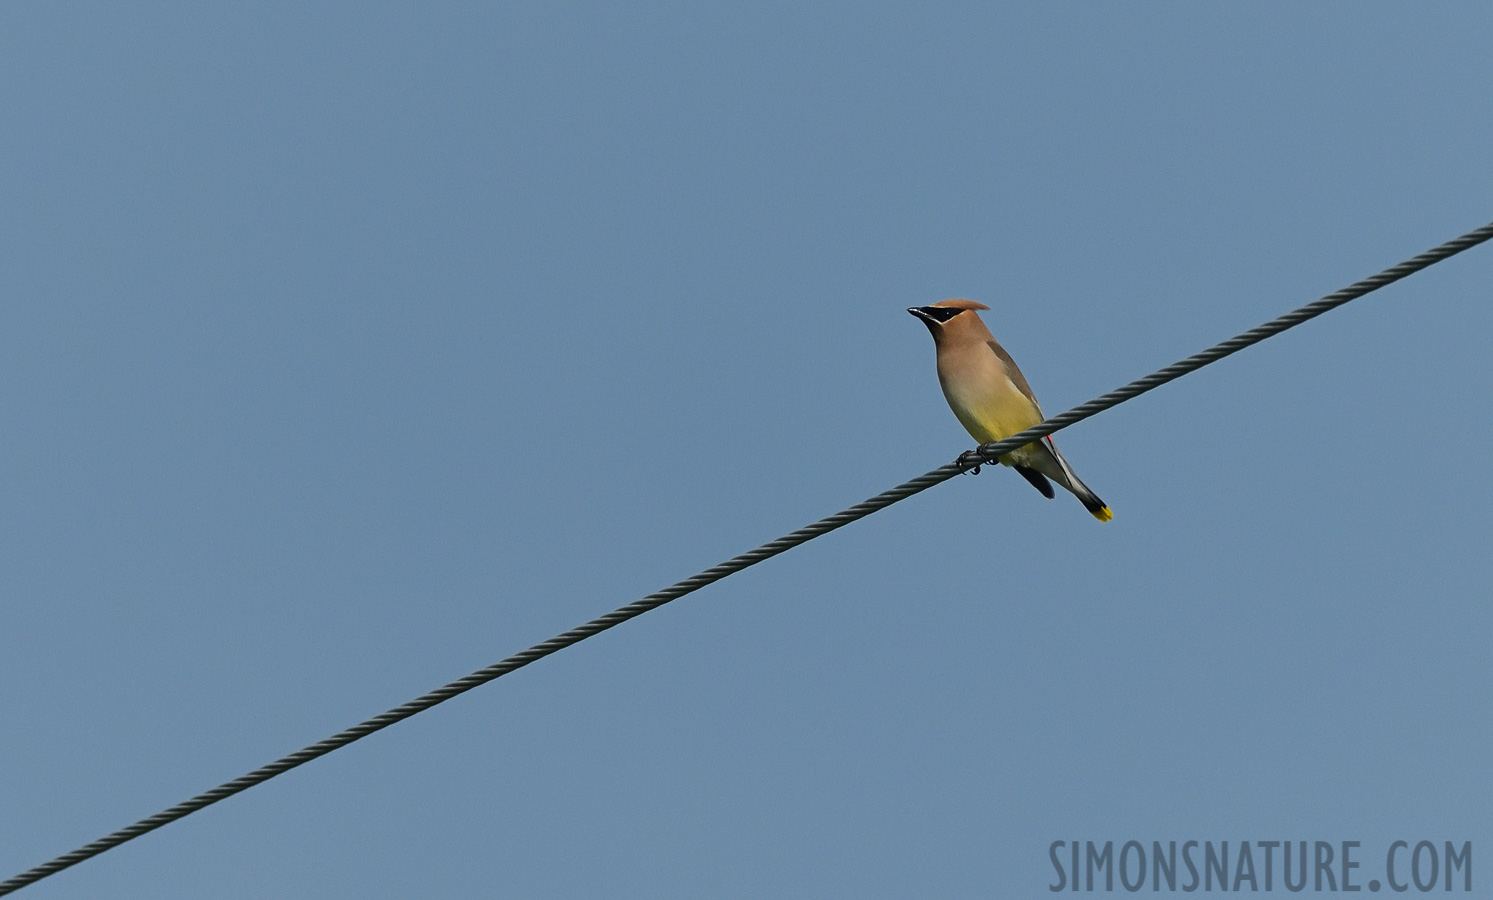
(3, 220), (1491, 896)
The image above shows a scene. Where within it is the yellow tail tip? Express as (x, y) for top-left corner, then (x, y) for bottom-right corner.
(1091, 506), (1113, 522)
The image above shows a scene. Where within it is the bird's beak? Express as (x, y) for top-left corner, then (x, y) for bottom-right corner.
(907, 306), (938, 325)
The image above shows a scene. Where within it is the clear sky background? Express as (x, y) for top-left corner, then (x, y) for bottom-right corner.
(2, 3), (1491, 897)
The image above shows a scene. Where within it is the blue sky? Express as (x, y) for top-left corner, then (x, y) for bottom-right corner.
(2, 3), (1491, 897)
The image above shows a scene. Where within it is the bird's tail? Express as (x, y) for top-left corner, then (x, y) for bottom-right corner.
(1075, 488), (1113, 522)
(1038, 437), (1113, 522)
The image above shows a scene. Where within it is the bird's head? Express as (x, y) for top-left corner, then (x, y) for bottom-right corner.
(907, 299), (990, 337)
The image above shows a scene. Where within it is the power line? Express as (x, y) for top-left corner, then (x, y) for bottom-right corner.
(3, 220), (1490, 896)
(961, 220), (1493, 464)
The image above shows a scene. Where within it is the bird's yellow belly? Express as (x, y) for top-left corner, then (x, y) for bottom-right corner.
(942, 380), (1043, 460)
(952, 405), (1034, 445)
(943, 388), (1039, 444)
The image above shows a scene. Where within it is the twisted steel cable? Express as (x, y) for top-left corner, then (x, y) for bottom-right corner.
(3, 219), (1491, 896)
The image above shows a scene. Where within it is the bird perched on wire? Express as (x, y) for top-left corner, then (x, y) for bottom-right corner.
(908, 299), (1112, 521)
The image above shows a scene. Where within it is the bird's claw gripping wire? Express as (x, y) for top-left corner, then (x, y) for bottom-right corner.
(957, 449), (985, 474)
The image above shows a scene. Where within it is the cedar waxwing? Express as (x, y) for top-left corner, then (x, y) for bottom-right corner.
(909, 299), (1112, 521)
